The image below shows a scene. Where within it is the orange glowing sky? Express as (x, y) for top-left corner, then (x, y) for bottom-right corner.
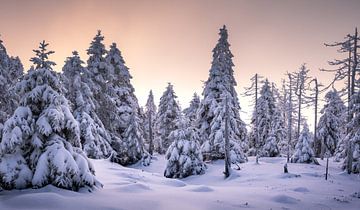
(1, 0), (360, 125)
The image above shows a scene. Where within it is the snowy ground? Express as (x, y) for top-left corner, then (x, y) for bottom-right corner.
(0, 155), (359, 210)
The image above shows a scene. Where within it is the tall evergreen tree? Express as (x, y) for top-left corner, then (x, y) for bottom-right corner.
(164, 116), (206, 178)
(183, 93), (200, 124)
(112, 110), (150, 166)
(86, 32), (147, 165)
(317, 89), (346, 157)
(105, 42), (139, 131)
(62, 51), (112, 159)
(0, 37), (24, 129)
(250, 80), (280, 157)
(342, 79), (360, 173)
(196, 25), (247, 164)
(105, 42), (149, 165)
(154, 83), (181, 154)
(0, 41), (99, 190)
(86, 31), (115, 135)
(144, 90), (157, 154)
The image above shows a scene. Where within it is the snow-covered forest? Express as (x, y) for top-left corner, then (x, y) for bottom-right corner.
(0, 24), (359, 210)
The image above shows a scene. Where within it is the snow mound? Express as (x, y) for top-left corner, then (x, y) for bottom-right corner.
(293, 187), (310, 193)
(161, 179), (187, 187)
(272, 194), (299, 204)
(117, 183), (152, 193)
(187, 185), (214, 192)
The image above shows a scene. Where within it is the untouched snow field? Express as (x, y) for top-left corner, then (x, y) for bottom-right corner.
(0, 155), (359, 210)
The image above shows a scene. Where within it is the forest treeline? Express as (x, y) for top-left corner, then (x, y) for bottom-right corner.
(0, 26), (359, 191)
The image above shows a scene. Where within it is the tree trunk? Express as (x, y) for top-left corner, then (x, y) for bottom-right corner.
(287, 74), (293, 163)
(224, 96), (231, 178)
(297, 88), (302, 140)
(325, 157), (329, 180)
(254, 74), (260, 164)
(148, 112), (153, 155)
(347, 27), (357, 173)
(314, 79), (320, 157)
(347, 40), (352, 135)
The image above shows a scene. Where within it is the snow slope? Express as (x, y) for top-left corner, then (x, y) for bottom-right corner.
(0, 155), (359, 210)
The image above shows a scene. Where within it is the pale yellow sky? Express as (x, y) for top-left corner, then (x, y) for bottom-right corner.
(1, 0), (359, 128)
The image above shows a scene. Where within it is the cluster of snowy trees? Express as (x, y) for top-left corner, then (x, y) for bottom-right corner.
(0, 25), (359, 191)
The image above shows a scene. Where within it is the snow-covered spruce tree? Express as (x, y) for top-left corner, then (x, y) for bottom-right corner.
(86, 31), (115, 135)
(183, 93), (200, 124)
(105, 42), (140, 131)
(0, 37), (24, 129)
(342, 79), (360, 173)
(105, 42), (148, 165)
(0, 41), (99, 191)
(272, 91), (287, 157)
(276, 80), (290, 156)
(250, 79), (280, 157)
(112, 110), (150, 166)
(62, 51), (112, 159)
(291, 123), (318, 164)
(164, 116), (206, 178)
(196, 25), (247, 164)
(263, 130), (280, 157)
(86, 32), (147, 165)
(154, 83), (181, 154)
(317, 89), (346, 158)
(144, 90), (157, 154)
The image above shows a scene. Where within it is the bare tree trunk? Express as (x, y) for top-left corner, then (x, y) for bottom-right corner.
(347, 141), (353, 174)
(224, 96), (231, 178)
(297, 88), (302, 140)
(254, 74), (260, 164)
(287, 74), (293, 163)
(347, 27), (357, 173)
(347, 40), (352, 135)
(148, 112), (153, 155)
(325, 157), (329, 180)
(313, 79), (320, 158)
(320, 141), (326, 160)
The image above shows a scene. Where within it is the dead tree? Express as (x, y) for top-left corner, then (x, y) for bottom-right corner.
(243, 73), (263, 164)
(307, 78), (324, 158)
(322, 28), (360, 173)
(293, 64), (312, 140)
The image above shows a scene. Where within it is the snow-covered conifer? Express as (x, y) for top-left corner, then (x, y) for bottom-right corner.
(196, 25), (247, 163)
(249, 80), (280, 157)
(291, 123), (318, 164)
(86, 31), (115, 132)
(111, 111), (150, 166)
(62, 51), (112, 159)
(342, 83), (360, 173)
(104, 42), (148, 165)
(0, 41), (99, 190)
(144, 90), (157, 154)
(164, 116), (206, 178)
(105, 42), (139, 130)
(263, 130), (280, 157)
(154, 83), (181, 154)
(183, 93), (200, 124)
(0, 37), (24, 128)
(317, 89), (346, 158)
